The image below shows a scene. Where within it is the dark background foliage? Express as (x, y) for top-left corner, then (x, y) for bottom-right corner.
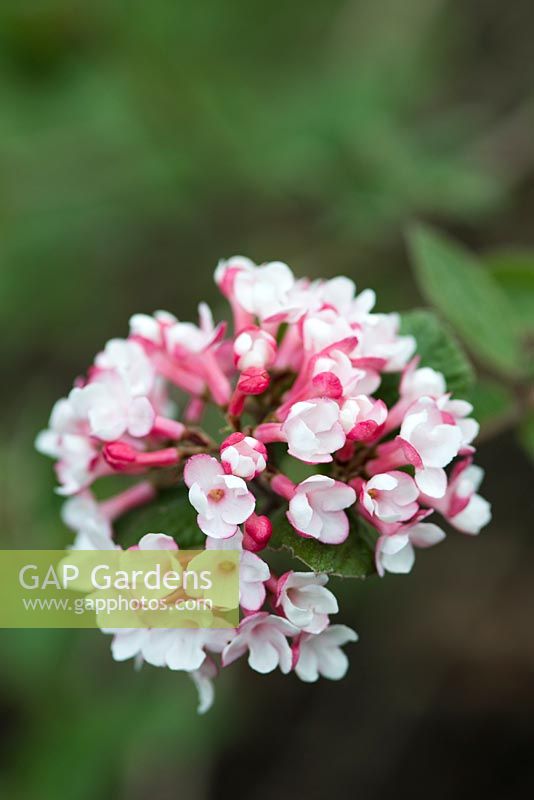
(0, 1), (533, 798)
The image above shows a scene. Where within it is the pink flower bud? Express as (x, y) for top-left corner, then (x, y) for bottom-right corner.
(311, 371), (343, 400)
(238, 367), (270, 395)
(228, 368), (271, 416)
(243, 514), (273, 552)
(103, 442), (180, 471)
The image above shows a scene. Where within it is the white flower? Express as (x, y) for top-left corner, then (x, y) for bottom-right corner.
(129, 309), (178, 346)
(109, 629), (151, 662)
(233, 326), (277, 370)
(295, 625), (358, 682)
(165, 303), (222, 354)
(141, 628), (234, 672)
(94, 338), (155, 396)
(220, 434), (267, 480)
(61, 492), (111, 539)
(234, 261), (295, 320)
(312, 348), (380, 397)
(451, 491), (491, 534)
(302, 308), (354, 353)
(317, 276), (376, 322)
(355, 312), (416, 371)
(340, 395), (387, 441)
(239, 551), (270, 611)
(361, 471), (419, 524)
(438, 396), (480, 449)
(222, 612), (298, 674)
(429, 460), (491, 535)
(375, 522), (446, 576)
(184, 454), (256, 539)
(214, 255), (256, 291)
(35, 429), (100, 496)
(276, 572), (338, 633)
(71, 376), (155, 442)
(190, 658), (218, 714)
(400, 396), (462, 498)
(287, 475), (356, 544)
(400, 365), (446, 402)
(282, 398), (346, 463)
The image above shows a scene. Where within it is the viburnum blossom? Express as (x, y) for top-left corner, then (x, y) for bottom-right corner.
(294, 625), (359, 682)
(261, 398), (346, 463)
(359, 472), (419, 524)
(375, 522), (446, 576)
(184, 454), (256, 539)
(222, 612), (299, 674)
(275, 571), (338, 634)
(220, 433), (267, 479)
(275, 474), (356, 544)
(38, 255), (490, 712)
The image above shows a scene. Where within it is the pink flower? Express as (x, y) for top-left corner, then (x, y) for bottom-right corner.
(382, 361), (447, 433)
(312, 348), (380, 397)
(317, 276), (376, 322)
(399, 397), (463, 497)
(37, 250), (491, 712)
(233, 326), (277, 370)
(129, 309), (178, 347)
(302, 308), (354, 353)
(287, 475), (356, 544)
(318, 276), (358, 315)
(340, 395), (387, 441)
(239, 551), (270, 611)
(164, 303), (224, 355)
(220, 433), (267, 480)
(375, 522), (446, 576)
(275, 572), (338, 633)
(36, 428), (101, 496)
(360, 472), (419, 524)
(184, 454), (256, 539)
(94, 338), (155, 396)
(214, 256), (257, 331)
(437, 397), (479, 450)
(77, 378), (155, 441)
(222, 612), (299, 674)
(400, 363), (446, 402)
(426, 458), (491, 535)
(294, 624), (358, 682)
(282, 399), (346, 463)
(354, 312), (416, 371)
(233, 261), (295, 321)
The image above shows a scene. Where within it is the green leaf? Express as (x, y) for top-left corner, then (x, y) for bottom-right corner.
(268, 508), (376, 578)
(114, 487), (204, 549)
(407, 225), (525, 377)
(485, 249), (534, 334)
(399, 309), (475, 398)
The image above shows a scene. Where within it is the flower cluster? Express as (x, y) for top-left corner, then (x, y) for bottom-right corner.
(37, 256), (490, 712)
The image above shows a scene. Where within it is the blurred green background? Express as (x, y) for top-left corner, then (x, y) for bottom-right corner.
(1, 1), (533, 798)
